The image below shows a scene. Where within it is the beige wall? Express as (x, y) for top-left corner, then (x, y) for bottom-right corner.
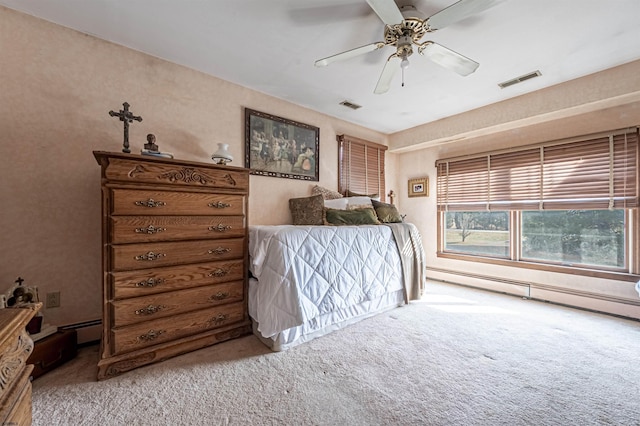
(0, 7), (390, 333)
(1, 6), (638, 337)
(390, 62), (640, 320)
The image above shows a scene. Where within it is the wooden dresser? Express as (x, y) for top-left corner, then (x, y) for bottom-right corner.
(0, 303), (41, 425)
(93, 151), (251, 380)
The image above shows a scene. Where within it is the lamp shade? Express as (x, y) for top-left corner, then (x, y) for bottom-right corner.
(211, 143), (233, 165)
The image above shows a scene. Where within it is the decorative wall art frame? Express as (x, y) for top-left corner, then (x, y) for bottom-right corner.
(408, 177), (428, 197)
(245, 108), (320, 181)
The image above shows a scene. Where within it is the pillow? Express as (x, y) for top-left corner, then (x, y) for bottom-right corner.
(324, 198), (349, 210)
(311, 185), (343, 200)
(371, 199), (403, 223)
(289, 194), (325, 225)
(345, 196), (374, 210)
(325, 207), (380, 226)
(345, 190), (380, 200)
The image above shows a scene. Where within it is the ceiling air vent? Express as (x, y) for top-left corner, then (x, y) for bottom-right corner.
(339, 100), (362, 110)
(498, 70), (542, 89)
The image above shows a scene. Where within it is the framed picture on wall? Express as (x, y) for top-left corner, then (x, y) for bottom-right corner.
(244, 108), (320, 181)
(408, 177), (428, 197)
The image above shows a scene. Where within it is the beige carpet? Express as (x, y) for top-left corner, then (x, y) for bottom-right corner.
(32, 281), (640, 425)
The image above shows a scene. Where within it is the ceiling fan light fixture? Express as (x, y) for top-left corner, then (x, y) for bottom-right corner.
(317, 0), (498, 93)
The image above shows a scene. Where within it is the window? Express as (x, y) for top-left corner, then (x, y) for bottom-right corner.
(444, 211), (510, 258)
(337, 134), (386, 199)
(521, 209), (624, 269)
(437, 128), (639, 276)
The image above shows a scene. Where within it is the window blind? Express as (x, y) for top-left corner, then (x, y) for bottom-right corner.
(337, 134), (386, 200)
(436, 127), (639, 211)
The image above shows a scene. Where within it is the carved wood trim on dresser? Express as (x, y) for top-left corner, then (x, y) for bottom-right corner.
(0, 303), (41, 425)
(93, 151), (252, 380)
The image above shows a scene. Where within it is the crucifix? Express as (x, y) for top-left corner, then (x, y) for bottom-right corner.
(109, 102), (143, 153)
(15, 277), (24, 286)
(388, 190), (395, 205)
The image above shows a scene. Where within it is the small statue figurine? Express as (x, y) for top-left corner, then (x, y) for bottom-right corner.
(141, 133), (174, 158)
(5, 276), (38, 307)
(144, 133), (159, 152)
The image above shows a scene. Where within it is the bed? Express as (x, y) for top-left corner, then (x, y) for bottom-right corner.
(248, 222), (425, 351)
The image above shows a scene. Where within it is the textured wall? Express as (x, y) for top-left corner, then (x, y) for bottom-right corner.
(0, 6), (389, 331)
(1, 5), (637, 333)
(390, 61), (640, 318)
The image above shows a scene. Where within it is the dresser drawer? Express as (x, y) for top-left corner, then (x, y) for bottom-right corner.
(111, 238), (244, 271)
(111, 302), (245, 355)
(111, 215), (245, 243)
(111, 281), (244, 327)
(102, 156), (249, 190)
(111, 189), (245, 216)
(110, 259), (245, 299)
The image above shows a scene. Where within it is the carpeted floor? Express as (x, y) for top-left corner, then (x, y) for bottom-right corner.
(31, 281), (640, 425)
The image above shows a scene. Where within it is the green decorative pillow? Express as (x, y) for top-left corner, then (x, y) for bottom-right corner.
(311, 185), (343, 200)
(289, 194), (325, 225)
(345, 190), (379, 199)
(325, 207), (380, 226)
(371, 199), (403, 223)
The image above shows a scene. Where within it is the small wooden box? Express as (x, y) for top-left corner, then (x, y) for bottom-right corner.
(27, 329), (77, 379)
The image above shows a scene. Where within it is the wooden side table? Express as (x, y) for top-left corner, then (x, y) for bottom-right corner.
(0, 303), (41, 425)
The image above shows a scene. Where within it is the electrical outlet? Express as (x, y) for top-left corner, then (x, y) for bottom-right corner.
(46, 291), (60, 308)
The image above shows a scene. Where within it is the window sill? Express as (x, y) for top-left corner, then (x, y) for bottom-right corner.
(436, 252), (640, 282)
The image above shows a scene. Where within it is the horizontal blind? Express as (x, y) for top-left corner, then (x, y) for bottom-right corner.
(489, 148), (541, 210)
(337, 134), (386, 200)
(436, 127), (639, 211)
(436, 156), (489, 211)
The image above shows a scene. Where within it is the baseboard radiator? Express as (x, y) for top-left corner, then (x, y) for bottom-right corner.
(426, 267), (640, 321)
(60, 319), (101, 346)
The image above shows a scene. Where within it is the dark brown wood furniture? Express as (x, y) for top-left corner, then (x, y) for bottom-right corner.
(0, 303), (41, 425)
(27, 329), (77, 380)
(93, 151), (251, 380)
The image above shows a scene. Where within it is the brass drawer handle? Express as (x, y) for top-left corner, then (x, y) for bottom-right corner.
(208, 247), (231, 256)
(135, 304), (166, 316)
(137, 329), (165, 342)
(136, 277), (165, 288)
(210, 314), (228, 324)
(134, 199), (166, 208)
(208, 201), (231, 209)
(135, 225), (167, 234)
(135, 252), (166, 261)
(210, 292), (230, 301)
(208, 268), (230, 278)
(208, 224), (232, 232)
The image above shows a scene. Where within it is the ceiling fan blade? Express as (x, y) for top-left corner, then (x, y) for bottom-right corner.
(315, 42), (386, 67)
(419, 42), (479, 76)
(365, 0), (404, 25)
(426, 0), (506, 31)
(374, 55), (399, 94)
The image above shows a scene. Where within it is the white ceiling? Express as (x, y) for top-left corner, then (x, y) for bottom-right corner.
(3, 0), (640, 134)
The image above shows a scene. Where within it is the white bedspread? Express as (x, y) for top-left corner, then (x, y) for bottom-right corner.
(249, 225), (404, 338)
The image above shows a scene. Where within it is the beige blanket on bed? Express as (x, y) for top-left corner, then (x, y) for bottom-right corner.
(386, 223), (426, 303)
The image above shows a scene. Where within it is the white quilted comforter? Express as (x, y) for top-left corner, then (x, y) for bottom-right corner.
(249, 225), (405, 338)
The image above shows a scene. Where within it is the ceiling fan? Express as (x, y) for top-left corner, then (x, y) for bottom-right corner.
(314, 0), (506, 94)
